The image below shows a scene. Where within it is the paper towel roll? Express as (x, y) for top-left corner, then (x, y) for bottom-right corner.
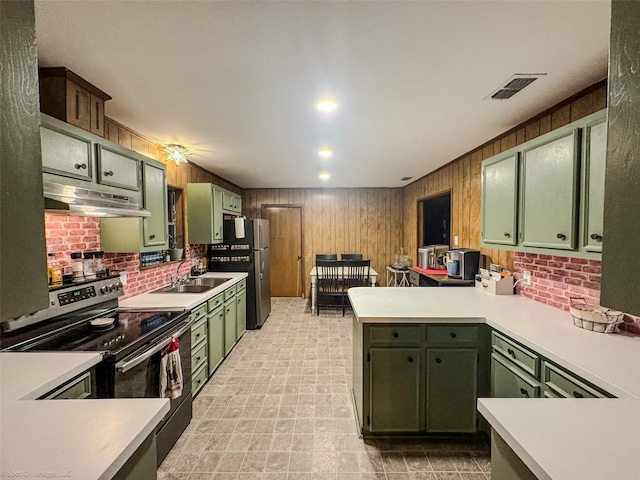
(234, 217), (245, 238)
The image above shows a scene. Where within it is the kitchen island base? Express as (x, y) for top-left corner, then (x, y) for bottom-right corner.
(490, 429), (537, 480)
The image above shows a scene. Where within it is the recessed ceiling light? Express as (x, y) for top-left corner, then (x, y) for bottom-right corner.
(319, 172), (331, 181)
(318, 148), (333, 158)
(316, 99), (338, 112)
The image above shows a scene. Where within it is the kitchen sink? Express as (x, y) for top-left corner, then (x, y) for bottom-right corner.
(187, 277), (232, 288)
(150, 277), (232, 294)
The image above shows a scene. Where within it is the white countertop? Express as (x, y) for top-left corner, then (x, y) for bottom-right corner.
(349, 287), (640, 480)
(477, 398), (640, 480)
(0, 352), (170, 480)
(348, 287), (640, 398)
(119, 272), (248, 311)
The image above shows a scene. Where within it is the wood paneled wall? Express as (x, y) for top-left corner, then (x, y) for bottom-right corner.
(402, 80), (608, 272)
(244, 188), (403, 296)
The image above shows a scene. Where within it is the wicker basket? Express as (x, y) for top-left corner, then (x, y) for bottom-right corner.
(569, 297), (624, 333)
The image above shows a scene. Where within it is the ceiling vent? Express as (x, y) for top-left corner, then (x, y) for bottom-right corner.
(401, 176), (413, 181)
(486, 73), (546, 100)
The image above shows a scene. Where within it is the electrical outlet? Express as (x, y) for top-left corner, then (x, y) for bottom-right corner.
(120, 272), (127, 285)
(522, 269), (531, 286)
(454, 236), (459, 246)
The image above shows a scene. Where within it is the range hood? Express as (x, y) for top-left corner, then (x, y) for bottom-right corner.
(43, 182), (151, 217)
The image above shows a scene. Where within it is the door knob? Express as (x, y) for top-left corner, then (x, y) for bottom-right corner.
(435, 357), (442, 364)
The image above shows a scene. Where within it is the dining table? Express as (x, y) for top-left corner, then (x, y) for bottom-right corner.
(309, 265), (378, 314)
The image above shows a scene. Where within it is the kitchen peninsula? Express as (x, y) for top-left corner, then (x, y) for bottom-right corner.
(348, 287), (640, 480)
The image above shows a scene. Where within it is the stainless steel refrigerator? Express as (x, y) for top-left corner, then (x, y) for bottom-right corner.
(207, 218), (271, 329)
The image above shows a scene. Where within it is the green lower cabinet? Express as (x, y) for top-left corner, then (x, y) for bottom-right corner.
(426, 348), (477, 433)
(112, 432), (157, 480)
(208, 306), (225, 375)
(491, 353), (540, 399)
(236, 286), (246, 340)
(224, 297), (237, 356)
(490, 429), (537, 480)
(368, 347), (421, 433)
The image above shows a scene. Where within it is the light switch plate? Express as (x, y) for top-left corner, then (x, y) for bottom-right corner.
(454, 236), (459, 246)
(120, 272), (127, 285)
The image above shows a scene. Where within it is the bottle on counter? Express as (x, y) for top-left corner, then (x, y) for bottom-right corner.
(70, 252), (84, 282)
(83, 252), (96, 280)
(93, 251), (106, 277)
(48, 252), (63, 287)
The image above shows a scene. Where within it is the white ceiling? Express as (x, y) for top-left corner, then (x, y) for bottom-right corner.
(34, 1), (610, 189)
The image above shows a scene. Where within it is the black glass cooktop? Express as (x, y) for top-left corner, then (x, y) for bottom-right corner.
(6, 310), (188, 359)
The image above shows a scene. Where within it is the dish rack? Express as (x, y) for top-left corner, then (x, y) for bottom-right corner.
(569, 297), (624, 333)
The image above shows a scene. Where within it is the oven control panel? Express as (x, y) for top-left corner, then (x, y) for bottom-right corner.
(57, 286), (96, 306)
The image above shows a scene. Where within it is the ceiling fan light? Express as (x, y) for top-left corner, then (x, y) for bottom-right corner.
(163, 144), (191, 166)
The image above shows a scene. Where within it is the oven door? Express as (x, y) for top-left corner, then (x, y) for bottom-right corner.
(113, 319), (193, 429)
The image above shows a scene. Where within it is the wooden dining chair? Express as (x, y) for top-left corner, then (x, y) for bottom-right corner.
(316, 253), (338, 261)
(340, 253), (363, 260)
(341, 259), (371, 315)
(315, 260), (343, 315)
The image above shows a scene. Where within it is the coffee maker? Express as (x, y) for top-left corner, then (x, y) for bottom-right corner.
(445, 248), (480, 280)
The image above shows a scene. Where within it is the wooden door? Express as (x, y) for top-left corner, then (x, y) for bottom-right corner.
(262, 205), (303, 297)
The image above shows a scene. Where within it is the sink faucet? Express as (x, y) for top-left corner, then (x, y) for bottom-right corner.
(172, 260), (190, 286)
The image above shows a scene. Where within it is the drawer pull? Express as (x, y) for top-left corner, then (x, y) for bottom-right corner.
(519, 388), (529, 398)
(435, 357), (442, 364)
(504, 232), (511, 238)
(104, 170), (114, 177)
(408, 357), (414, 363)
(590, 233), (603, 241)
(556, 233), (566, 241)
(392, 332), (399, 338)
(196, 356), (201, 361)
(572, 391), (584, 398)
(74, 163), (87, 170)
(450, 332), (457, 338)
(149, 234), (156, 239)
(507, 348), (516, 358)
(195, 333), (200, 339)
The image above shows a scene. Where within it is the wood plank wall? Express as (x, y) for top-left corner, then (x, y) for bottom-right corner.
(402, 80), (608, 272)
(243, 188), (403, 296)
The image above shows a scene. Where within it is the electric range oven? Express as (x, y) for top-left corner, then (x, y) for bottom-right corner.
(1, 275), (193, 465)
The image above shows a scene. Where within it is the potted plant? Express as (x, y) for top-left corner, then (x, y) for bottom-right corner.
(169, 232), (184, 261)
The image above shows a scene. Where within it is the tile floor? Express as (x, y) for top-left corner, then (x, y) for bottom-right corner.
(158, 298), (491, 480)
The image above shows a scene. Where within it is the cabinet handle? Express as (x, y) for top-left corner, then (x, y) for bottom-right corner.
(572, 391), (584, 398)
(556, 233), (566, 240)
(504, 232), (511, 238)
(519, 388), (530, 398)
(104, 170), (114, 177)
(150, 234), (156, 239)
(196, 356), (201, 361)
(450, 332), (457, 338)
(195, 333), (200, 339)
(408, 357), (414, 363)
(590, 233), (603, 241)
(435, 357), (442, 364)
(74, 163), (87, 170)
(392, 332), (399, 338)
(507, 348), (516, 358)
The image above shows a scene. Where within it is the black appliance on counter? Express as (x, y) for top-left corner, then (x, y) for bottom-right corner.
(0, 275), (192, 466)
(446, 248), (481, 280)
(207, 218), (271, 329)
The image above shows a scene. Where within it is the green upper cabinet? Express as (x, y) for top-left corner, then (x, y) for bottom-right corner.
(481, 152), (519, 245)
(142, 162), (168, 247)
(222, 191), (242, 215)
(96, 143), (141, 191)
(100, 158), (167, 252)
(520, 129), (579, 250)
(582, 117), (607, 252)
(41, 115), (93, 181)
(186, 183), (223, 244)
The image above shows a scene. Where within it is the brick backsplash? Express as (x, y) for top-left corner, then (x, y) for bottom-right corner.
(44, 214), (204, 299)
(513, 251), (640, 334)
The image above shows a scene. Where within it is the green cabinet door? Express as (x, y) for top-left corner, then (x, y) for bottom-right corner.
(186, 183), (223, 244)
(520, 129), (579, 249)
(208, 306), (225, 375)
(583, 119), (607, 252)
(426, 348), (477, 432)
(222, 191), (242, 214)
(40, 116), (93, 181)
(96, 144), (141, 191)
(491, 353), (540, 399)
(481, 152), (519, 245)
(142, 162), (167, 247)
(236, 286), (246, 340)
(369, 347), (421, 433)
(224, 297), (237, 355)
